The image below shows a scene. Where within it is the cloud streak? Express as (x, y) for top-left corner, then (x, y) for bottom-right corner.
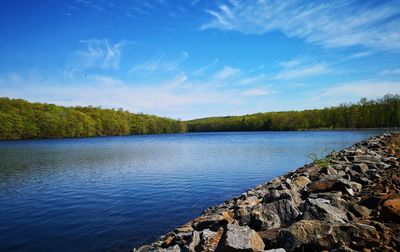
(128, 51), (189, 75)
(202, 0), (400, 51)
(76, 39), (132, 70)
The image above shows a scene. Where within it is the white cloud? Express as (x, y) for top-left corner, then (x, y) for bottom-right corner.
(212, 66), (240, 79)
(128, 51), (189, 75)
(202, 0), (400, 51)
(242, 87), (270, 96)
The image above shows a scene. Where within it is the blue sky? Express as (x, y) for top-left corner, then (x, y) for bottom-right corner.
(0, 0), (400, 119)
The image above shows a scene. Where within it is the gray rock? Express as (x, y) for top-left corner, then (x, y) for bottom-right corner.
(277, 220), (356, 251)
(302, 198), (348, 223)
(264, 249), (286, 252)
(251, 199), (299, 230)
(223, 224), (265, 252)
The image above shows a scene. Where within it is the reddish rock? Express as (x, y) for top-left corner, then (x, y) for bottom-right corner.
(381, 195), (400, 222)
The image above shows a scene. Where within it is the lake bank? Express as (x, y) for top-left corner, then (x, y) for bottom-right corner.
(134, 132), (400, 252)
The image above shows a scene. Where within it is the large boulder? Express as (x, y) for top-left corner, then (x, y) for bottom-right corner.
(380, 195), (400, 222)
(250, 199), (300, 230)
(197, 228), (224, 252)
(302, 198), (348, 223)
(307, 178), (355, 196)
(193, 211), (234, 231)
(277, 220), (354, 251)
(222, 224), (265, 252)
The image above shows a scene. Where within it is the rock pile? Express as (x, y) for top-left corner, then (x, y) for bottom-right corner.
(134, 133), (400, 252)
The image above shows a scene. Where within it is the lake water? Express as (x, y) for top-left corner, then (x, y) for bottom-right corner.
(0, 131), (380, 251)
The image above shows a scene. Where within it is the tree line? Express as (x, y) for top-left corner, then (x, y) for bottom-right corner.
(187, 94), (400, 132)
(0, 97), (187, 140)
(0, 94), (399, 140)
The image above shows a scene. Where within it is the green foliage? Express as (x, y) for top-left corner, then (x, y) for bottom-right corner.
(307, 152), (333, 169)
(187, 94), (400, 132)
(0, 97), (186, 140)
(0, 94), (399, 140)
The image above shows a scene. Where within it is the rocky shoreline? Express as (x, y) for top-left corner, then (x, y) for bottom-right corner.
(134, 133), (400, 252)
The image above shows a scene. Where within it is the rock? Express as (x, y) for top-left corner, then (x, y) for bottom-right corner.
(250, 206), (281, 231)
(348, 203), (371, 219)
(319, 165), (338, 175)
(264, 249), (286, 252)
(166, 245), (181, 252)
(245, 196), (262, 206)
(251, 199), (299, 230)
(187, 231), (200, 251)
(196, 228), (224, 252)
(193, 211), (234, 231)
(380, 195), (400, 222)
(349, 223), (381, 248)
(174, 223), (194, 233)
(302, 198), (348, 223)
(291, 176), (311, 189)
(234, 205), (252, 225)
(257, 229), (280, 248)
(222, 224), (265, 252)
(352, 163), (369, 173)
(308, 191), (347, 210)
(277, 220), (334, 250)
(263, 189), (302, 208)
(360, 196), (381, 209)
(162, 233), (176, 247)
(134, 245), (154, 252)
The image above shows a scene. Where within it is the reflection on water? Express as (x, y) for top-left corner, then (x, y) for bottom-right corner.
(0, 131), (379, 251)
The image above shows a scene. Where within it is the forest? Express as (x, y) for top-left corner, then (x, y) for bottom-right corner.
(0, 97), (187, 140)
(0, 94), (399, 140)
(187, 94), (400, 132)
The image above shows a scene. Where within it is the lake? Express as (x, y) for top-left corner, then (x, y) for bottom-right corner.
(0, 131), (380, 251)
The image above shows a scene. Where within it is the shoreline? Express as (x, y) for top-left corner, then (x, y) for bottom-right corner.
(0, 128), (392, 142)
(134, 132), (400, 252)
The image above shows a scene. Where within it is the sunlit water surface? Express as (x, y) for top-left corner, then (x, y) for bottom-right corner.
(0, 131), (380, 251)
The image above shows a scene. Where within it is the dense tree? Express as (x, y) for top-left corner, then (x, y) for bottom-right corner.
(0, 98), (186, 140)
(0, 95), (399, 140)
(187, 94), (400, 132)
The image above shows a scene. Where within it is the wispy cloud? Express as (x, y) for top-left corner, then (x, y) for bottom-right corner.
(202, 0), (400, 51)
(378, 69), (400, 76)
(212, 66), (240, 79)
(316, 80), (400, 100)
(242, 87), (270, 96)
(128, 51), (189, 75)
(343, 51), (374, 61)
(272, 60), (330, 80)
(193, 58), (219, 76)
(76, 39), (132, 70)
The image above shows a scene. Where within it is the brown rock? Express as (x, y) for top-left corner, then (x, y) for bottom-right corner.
(291, 176), (311, 189)
(381, 195), (400, 222)
(348, 203), (371, 219)
(352, 163), (369, 173)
